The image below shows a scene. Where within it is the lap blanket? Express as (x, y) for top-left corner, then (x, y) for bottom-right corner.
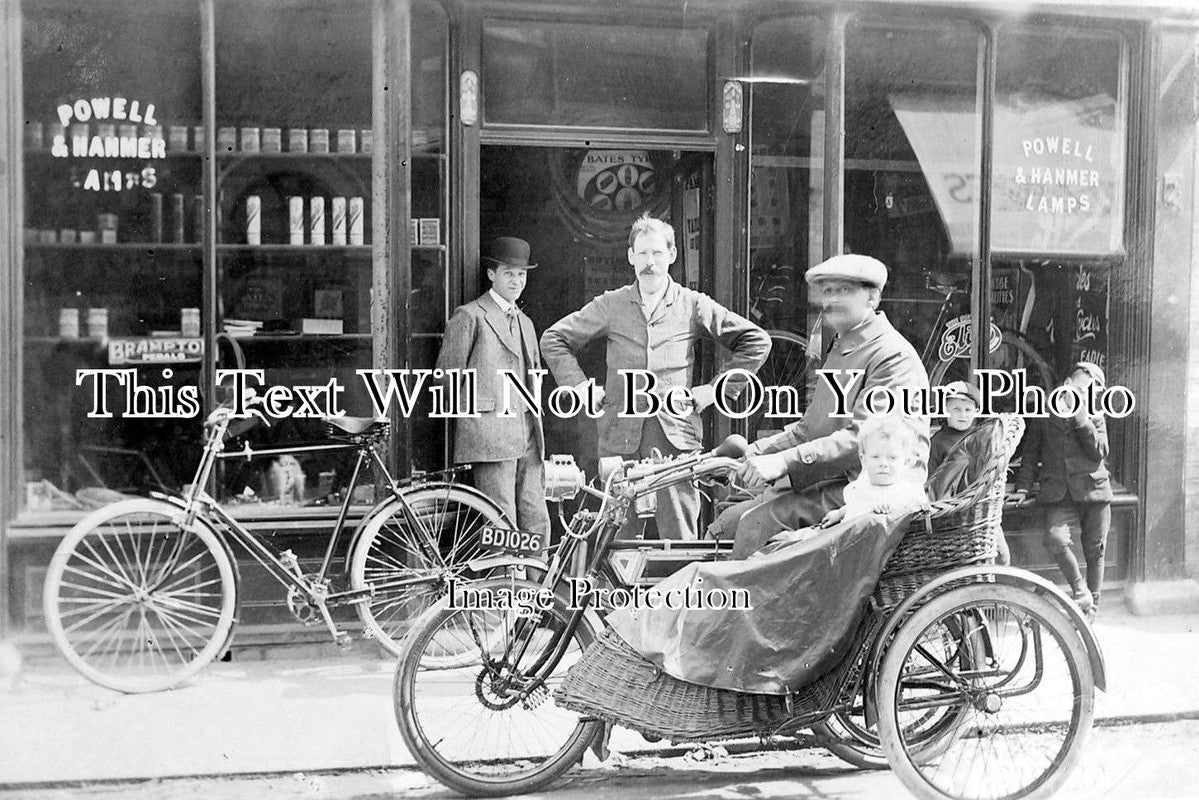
(606, 509), (916, 695)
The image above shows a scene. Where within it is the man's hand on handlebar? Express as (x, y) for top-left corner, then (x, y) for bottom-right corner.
(735, 452), (787, 491)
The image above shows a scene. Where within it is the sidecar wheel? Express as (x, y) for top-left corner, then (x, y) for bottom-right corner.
(877, 584), (1094, 800)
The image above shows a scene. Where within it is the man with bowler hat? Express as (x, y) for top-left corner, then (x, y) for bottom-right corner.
(436, 236), (550, 540)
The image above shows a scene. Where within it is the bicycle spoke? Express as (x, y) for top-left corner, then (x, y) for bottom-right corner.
(47, 505), (235, 692)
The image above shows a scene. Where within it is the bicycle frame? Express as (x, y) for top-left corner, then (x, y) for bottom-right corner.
(166, 412), (467, 621)
(485, 449), (743, 697)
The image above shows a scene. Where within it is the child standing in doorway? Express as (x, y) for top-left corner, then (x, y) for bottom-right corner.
(1015, 362), (1113, 621)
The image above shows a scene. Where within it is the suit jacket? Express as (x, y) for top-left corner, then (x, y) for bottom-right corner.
(1016, 412), (1113, 503)
(540, 278), (771, 455)
(755, 311), (931, 491)
(435, 293), (545, 464)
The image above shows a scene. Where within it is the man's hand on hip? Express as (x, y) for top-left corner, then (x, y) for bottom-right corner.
(690, 384), (716, 414)
(574, 380), (605, 407)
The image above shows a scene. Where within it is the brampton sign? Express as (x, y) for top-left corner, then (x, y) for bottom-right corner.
(50, 97), (165, 192)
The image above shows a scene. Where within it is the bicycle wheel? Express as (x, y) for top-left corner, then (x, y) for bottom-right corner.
(818, 613), (982, 770)
(745, 329), (809, 439)
(394, 577), (601, 797)
(929, 330), (1056, 400)
(878, 584), (1094, 800)
(350, 484), (510, 662)
(42, 499), (237, 693)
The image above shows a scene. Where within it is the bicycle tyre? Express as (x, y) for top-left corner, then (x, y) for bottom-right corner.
(745, 329), (809, 438)
(817, 612), (983, 770)
(349, 484), (511, 664)
(878, 583), (1094, 800)
(42, 498), (237, 694)
(929, 330), (1056, 394)
(394, 577), (601, 797)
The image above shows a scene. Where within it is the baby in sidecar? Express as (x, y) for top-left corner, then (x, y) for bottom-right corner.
(762, 415), (928, 552)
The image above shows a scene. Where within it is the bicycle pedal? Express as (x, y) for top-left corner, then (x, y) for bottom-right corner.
(335, 632), (353, 650)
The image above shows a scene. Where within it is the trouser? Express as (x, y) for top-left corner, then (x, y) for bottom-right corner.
(1042, 500), (1111, 604)
(708, 480), (848, 559)
(470, 417), (550, 540)
(603, 417), (699, 541)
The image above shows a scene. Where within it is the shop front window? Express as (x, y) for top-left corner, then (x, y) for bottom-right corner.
(482, 20), (709, 131)
(21, 0), (204, 512)
(212, 0), (378, 506)
(991, 27), (1129, 486)
(844, 19), (984, 389)
(408, 0), (450, 472)
(747, 15), (826, 436)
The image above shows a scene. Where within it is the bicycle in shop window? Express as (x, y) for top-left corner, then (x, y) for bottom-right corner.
(42, 398), (514, 693)
(392, 418), (1104, 800)
(743, 264), (1056, 438)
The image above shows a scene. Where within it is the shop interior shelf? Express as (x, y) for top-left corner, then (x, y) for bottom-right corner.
(24, 243), (203, 252)
(216, 244), (372, 254)
(23, 148), (202, 159)
(215, 151), (371, 160)
(224, 333), (373, 342)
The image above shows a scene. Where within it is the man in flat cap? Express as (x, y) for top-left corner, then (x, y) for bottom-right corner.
(542, 213), (771, 541)
(436, 236), (550, 540)
(708, 253), (931, 558)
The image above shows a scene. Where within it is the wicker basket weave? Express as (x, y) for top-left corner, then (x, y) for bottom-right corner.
(873, 414), (1024, 608)
(554, 415), (1025, 739)
(554, 629), (849, 742)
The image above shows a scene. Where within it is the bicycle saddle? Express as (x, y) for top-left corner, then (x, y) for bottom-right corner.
(324, 416), (390, 438)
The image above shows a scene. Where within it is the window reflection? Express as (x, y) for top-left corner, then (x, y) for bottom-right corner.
(21, 0), (203, 509)
(844, 21), (983, 387)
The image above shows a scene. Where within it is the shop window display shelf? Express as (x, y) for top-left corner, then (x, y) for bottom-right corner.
(216, 244), (373, 254)
(24, 243), (203, 252)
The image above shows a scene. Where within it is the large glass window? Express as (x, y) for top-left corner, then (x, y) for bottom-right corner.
(991, 27), (1128, 484)
(408, 0), (450, 472)
(21, 0), (203, 510)
(844, 20), (984, 389)
(747, 15), (826, 436)
(213, 0), (377, 506)
(482, 21), (709, 130)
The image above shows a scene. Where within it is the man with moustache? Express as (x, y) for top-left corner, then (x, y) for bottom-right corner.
(436, 236), (549, 540)
(708, 254), (930, 558)
(541, 213), (770, 541)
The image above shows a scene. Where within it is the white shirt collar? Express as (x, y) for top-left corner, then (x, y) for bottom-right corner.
(637, 278), (671, 318)
(489, 288), (517, 315)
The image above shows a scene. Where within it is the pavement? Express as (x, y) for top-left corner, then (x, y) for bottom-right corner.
(1, 603), (1198, 788)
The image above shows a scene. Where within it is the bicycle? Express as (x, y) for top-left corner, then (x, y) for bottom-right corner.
(393, 415), (1105, 800)
(42, 400), (514, 693)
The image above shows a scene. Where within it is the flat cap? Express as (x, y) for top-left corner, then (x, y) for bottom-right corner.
(804, 254), (888, 289)
(942, 380), (981, 408)
(1069, 361), (1105, 387)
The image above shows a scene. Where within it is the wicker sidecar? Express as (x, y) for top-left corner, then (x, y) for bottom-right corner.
(394, 415), (1106, 800)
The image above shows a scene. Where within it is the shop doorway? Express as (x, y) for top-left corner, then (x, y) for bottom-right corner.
(478, 145), (715, 477)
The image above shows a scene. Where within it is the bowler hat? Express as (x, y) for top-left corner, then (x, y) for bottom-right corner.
(805, 254), (888, 289)
(482, 237), (538, 269)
